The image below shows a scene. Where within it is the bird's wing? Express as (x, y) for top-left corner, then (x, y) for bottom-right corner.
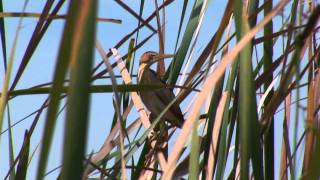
(149, 70), (184, 124)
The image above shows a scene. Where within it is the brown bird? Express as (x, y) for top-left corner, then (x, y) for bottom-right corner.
(138, 51), (184, 128)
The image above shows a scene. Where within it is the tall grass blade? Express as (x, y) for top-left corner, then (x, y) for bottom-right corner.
(36, 1), (96, 179)
(234, 0), (263, 178)
(7, 105), (16, 179)
(262, 0), (274, 179)
(9, 1), (56, 91)
(173, 0), (188, 53)
(0, 0), (28, 143)
(0, 1), (7, 71)
(60, 1), (97, 179)
(15, 131), (30, 180)
(166, 0), (206, 84)
(189, 120), (200, 180)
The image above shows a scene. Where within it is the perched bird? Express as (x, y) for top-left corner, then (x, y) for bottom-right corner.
(137, 51), (184, 128)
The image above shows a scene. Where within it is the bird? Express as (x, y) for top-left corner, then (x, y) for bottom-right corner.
(137, 51), (184, 128)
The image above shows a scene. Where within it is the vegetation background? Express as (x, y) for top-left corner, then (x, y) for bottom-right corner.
(0, 0), (319, 179)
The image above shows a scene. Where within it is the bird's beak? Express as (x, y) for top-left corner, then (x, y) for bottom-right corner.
(151, 54), (175, 64)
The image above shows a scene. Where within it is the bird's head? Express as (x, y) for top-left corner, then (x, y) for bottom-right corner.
(140, 51), (175, 65)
